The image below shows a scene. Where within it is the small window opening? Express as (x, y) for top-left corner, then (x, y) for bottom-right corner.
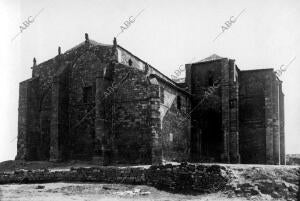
(128, 59), (133, 66)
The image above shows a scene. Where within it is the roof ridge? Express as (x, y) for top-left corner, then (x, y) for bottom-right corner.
(192, 54), (225, 64)
(65, 39), (112, 53)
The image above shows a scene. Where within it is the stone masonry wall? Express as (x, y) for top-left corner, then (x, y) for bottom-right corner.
(16, 78), (39, 160)
(68, 51), (100, 160)
(159, 81), (190, 162)
(239, 70), (267, 164)
(228, 60), (240, 163)
(279, 82), (285, 165)
(32, 56), (63, 160)
(272, 75), (280, 165)
(18, 39), (190, 165)
(111, 64), (154, 164)
(66, 44), (114, 161)
(187, 60), (223, 162)
(50, 63), (70, 161)
(18, 41), (115, 162)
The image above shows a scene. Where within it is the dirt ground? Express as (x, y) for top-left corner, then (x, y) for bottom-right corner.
(0, 182), (278, 201)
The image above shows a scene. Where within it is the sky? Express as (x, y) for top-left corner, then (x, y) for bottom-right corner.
(0, 0), (299, 162)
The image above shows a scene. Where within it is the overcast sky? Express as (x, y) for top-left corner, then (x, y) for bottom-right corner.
(0, 0), (299, 162)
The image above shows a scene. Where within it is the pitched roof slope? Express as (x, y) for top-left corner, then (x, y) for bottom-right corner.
(193, 54), (224, 64)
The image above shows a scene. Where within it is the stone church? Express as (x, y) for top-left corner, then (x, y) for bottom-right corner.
(16, 34), (285, 165)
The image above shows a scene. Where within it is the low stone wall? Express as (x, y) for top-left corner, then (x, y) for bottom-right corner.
(0, 163), (230, 193)
(147, 163), (229, 193)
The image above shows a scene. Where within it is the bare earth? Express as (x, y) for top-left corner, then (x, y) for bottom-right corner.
(0, 182), (276, 201)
